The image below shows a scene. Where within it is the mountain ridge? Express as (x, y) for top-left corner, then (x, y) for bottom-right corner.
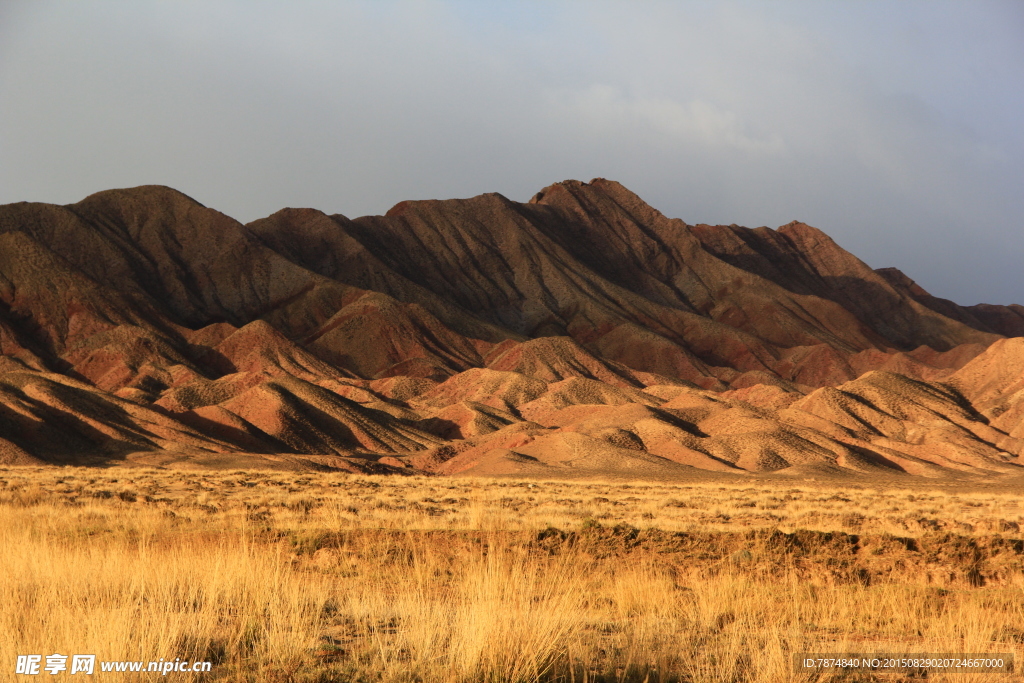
(0, 179), (1020, 478)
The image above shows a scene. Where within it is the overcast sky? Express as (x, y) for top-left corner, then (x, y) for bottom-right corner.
(1, 1), (1021, 305)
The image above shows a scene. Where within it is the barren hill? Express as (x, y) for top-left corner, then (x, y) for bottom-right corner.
(0, 180), (1020, 478)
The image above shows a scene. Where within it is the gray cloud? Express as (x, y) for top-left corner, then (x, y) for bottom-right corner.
(1, 0), (1021, 305)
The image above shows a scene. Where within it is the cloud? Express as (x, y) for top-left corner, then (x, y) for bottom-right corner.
(547, 85), (785, 154)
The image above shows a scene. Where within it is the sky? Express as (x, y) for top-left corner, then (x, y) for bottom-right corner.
(1, 1), (1022, 306)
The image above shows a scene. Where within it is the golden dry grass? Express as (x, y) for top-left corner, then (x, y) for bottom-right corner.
(1, 466), (1022, 682)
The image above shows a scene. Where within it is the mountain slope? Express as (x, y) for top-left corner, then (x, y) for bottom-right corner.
(0, 179), (1018, 478)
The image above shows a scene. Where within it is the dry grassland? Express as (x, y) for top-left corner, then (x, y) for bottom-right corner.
(2, 466), (1023, 682)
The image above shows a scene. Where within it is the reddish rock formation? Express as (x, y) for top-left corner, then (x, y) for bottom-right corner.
(0, 179), (1019, 477)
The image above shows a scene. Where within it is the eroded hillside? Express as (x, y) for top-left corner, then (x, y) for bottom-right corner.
(0, 180), (1021, 478)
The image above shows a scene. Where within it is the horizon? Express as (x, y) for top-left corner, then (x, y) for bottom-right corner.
(1, 1), (1022, 306)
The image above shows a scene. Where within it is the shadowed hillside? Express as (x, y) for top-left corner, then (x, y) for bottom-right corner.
(0, 179), (1020, 478)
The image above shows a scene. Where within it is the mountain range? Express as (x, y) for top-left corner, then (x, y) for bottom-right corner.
(0, 178), (1021, 478)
